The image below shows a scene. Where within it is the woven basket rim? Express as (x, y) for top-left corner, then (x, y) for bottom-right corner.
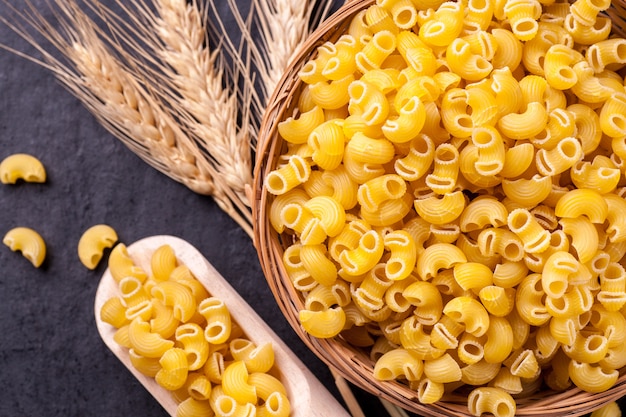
(251, 0), (626, 415)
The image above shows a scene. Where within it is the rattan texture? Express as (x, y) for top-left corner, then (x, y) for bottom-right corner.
(252, 1), (626, 415)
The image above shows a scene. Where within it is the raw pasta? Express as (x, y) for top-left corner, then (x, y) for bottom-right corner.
(263, 0), (626, 413)
(100, 244), (290, 417)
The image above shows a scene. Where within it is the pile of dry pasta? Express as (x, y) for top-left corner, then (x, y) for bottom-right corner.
(99, 243), (290, 417)
(264, 0), (626, 415)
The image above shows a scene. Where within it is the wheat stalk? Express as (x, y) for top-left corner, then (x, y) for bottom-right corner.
(86, 0), (255, 210)
(0, 0), (254, 237)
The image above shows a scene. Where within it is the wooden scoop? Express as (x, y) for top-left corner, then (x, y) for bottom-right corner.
(94, 235), (351, 417)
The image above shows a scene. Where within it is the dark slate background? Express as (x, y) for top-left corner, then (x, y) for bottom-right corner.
(0, 1), (623, 417)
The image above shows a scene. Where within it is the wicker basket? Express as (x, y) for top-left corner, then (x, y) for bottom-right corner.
(252, 1), (626, 415)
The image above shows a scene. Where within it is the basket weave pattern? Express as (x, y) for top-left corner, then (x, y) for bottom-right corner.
(252, 1), (626, 415)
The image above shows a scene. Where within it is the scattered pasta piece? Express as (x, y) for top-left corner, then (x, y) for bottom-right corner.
(3, 226), (46, 267)
(0, 153), (46, 184)
(77, 224), (118, 269)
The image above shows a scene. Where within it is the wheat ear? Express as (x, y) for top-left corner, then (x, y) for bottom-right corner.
(1, 0), (254, 237)
(89, 0), (254, 211)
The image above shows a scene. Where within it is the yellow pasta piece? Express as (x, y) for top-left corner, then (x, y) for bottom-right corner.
(413, 190), (466, 225)
(107, 243), (148, 283)
(569, 360), (619, 393)
(3, 226), (46, 268)
(555, 188), (608, 224)
(221, 360), (257, 404)
(197, 297), (231, 345)
(299, 307), (346, 338)
(265, 155), (311, 195)
(468, 387), (516, 417)
(373, 347), (424, 381)
(416, 242), (467, 281)
(77, 224), (118, 269)
(444, 296), (490, 337)
(128, 317), (175, 359)
(0, 153), (46, 184)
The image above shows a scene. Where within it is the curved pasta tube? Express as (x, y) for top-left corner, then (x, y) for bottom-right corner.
(484, 316), (514, 364)
(461, 360), (501, 384)
(559, 216), (599, 264)
(230, 339), (275, 374)
(108, 243), (147, 283)
(468, 387), (516, 417)
(277, 106), (325, 144)
(413, 190), (466, 225)
(345, 132), (395, 165)
(605, 194), (626, 243)
(504, 0), (541, 41)
(348, 80), (390, 126)
(570, 61), (614, 104)
(176, 397), (214, 417)
(587, 38), (626, 73)
(476, 227), (524, 263)
(265, 155), (311, 195)
(418, 1), (464, 47)
(0, 153), (46, 184)
(374, 347), (424, 381)
(280, 203), (327, 245)
(382, 96), (426, 143)
(479, 286), (515, 317)
(100, 296), (128, 328)
(303, 196), (346, 238)
(426, 144), (460, 194)
(570, 0), (611, 27)
(543, 44), (582, 90)
(535, 137), (583, 177)
(338, 229), (384, 276)
(443, 296), (490, 337)
(308, 74), (354, 109)
(77, 224), (118, 270)
(150, 244), (178, 282)
(570, 159), (620, 195)
(308, 120), (345, 171)
(257, 391), (291, 417)
(416, 242), (467, 281)
(507, 208), (551, 254)
(453, 262), (492, 292)
(394, 133), (435, 181)
(446, 38), (493, 81)
(403, 281), (443, 325)
(600, 93), (626, 138)
(128, 317), (174, 358)
(151, 281), (195, 323)
(357, 174), (407, 213)
(459, 196), (508, 233)
(355, 30), (397, 73)
(175, 323), (209, 371)
(423, 353), (462, 383)
(569, 360), (619, 393)
(383, 230), (417, 281)
(3, 226), (46, 267)
(155, 348), (188, 391)
(299, 307), (346, 338)
(222, 360), (257, 404)
(501, 174), (552, 207)
(492, 28), (523, 71)
(515, 273), (550, 326)
(198, 297), (232, 344)
(497, 102), (548, 140)
(554, 188), (608, 224)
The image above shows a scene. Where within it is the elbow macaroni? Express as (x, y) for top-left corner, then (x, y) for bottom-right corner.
(262, 0), (626, 410)
(101, 244), (290, 416)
